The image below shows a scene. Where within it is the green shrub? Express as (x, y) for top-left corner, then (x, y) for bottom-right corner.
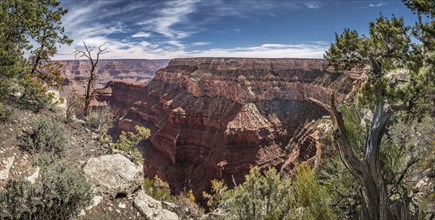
(0, 161), (92, 220)
(222, 166), (293, 220)
(113, 125), (151, 163)
(84, 107), (113, 132)
(174, 189), (204, 220)
(66, 91), (84, 123)
(294, 166), (336, 220)
(21, 116), (68, 155)
(203, 179), (228, 211)
(0, 101), (14, 123)
(144, 176), (173, 202)
(33, 152), (58, 167)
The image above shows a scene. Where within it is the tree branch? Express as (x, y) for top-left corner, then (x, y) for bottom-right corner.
(308, 93), (365, 177)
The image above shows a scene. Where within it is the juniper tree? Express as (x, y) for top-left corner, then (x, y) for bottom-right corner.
(309, 0), (434, 218)
(0, 0), (71, 108)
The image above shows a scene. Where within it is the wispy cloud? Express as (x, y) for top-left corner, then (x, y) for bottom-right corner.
(132, 32), (152, 38)
(305, 2), (320, 9)
(55, 0), (331, 60)
(56, 41), (328, 60)
(368, 2), (387, 7)
(137, 0), (200, 39)
(192, 42), (211, 46)
(187, 42), (328, 58)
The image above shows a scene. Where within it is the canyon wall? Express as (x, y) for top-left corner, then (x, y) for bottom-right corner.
(59, 59), (169, 96)
(95, 58), (357, 198)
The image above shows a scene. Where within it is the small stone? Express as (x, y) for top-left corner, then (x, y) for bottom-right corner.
(86, 196), (103, 210)
(108, 207), (113, 212)
(116, 209), (121, 213)
(78, 209), (86, 216)
(25, 167), (40, 184)
(118, 202), (126, 209)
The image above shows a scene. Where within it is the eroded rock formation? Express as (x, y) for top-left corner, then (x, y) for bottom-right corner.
(59, 59), (169, 96)
(95, 58), (357, 199)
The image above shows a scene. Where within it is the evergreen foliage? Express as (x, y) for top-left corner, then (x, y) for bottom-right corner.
(144, 176), (173, 202)
(0, 0), (71, 109)
(221, 167), (293, 220)
(113, 125), (151, 163)
(319, 0), (434, 217)
(113, 125), (151, 162)
(293, 166), (336, 220)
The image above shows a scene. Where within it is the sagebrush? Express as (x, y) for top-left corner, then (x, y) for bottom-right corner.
(0, 161), (92, 219)
(21, 116), (68, 155)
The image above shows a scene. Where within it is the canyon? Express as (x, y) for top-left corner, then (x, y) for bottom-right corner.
(59, 59), (169, 96)
(94, 58), (359, 199)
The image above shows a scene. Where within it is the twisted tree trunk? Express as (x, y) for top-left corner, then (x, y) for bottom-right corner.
(309, 94), (394, 220)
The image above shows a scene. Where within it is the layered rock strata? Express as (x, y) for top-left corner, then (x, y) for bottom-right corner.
(59, 59), (169, 96)
(95, 58), (357, 198)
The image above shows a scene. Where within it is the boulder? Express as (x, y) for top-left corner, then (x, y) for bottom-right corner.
(0, 156), (15, 181)
(134, 190), (179, 220)
(83, 154), (142, 198)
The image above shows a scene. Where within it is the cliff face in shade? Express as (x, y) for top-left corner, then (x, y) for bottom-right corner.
(95, 58), (357, 199)
(59, 59), (169, 96)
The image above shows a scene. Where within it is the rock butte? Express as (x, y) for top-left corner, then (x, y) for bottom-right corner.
(94, 57), (359, 200)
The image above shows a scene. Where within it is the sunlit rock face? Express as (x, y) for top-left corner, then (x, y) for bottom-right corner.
(95, 58), (357, 199)
(59, 59), (169, 96)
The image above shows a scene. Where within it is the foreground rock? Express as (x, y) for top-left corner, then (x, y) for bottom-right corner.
(95, 58), (359, 198)
(0, 156), (14, 181)
(83, 154), (142, 198)
(134, 190), (179, 220)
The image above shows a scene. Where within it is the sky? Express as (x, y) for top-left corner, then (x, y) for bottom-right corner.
(55, 0), (419, 60)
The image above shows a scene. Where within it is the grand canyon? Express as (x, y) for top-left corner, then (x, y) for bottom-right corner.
(90, 58), (358, 198)
(2, 1), (432, 219)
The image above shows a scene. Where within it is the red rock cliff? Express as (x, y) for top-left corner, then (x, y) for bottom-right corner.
(95, 58), (356, 198)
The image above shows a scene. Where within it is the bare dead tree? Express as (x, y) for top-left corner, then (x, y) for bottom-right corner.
(74, 41), (109, 116)
(307, 93), (410, 219)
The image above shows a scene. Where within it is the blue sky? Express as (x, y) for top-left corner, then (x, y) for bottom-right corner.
(55, 0), (418, 59)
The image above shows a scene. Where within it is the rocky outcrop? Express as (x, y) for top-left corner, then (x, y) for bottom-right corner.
(59, 59), (169, 96)
(95, 58), (358, 199)
(134, 190), (179, 220)
(83, 154), (142, 198)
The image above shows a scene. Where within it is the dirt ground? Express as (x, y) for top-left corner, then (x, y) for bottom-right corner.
(0, 107), (145, 219)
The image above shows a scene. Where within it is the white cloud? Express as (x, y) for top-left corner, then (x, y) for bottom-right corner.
(54, 1), (329, 60)
(137, 0), (200, 39)
(192, 42), (211, 46)
(188, 43), (328, 58)
(368, 3), (387, 7)
(132, 32), (152, 38)
(54, 41), (328, 60)
(305, 2), (320, 9)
